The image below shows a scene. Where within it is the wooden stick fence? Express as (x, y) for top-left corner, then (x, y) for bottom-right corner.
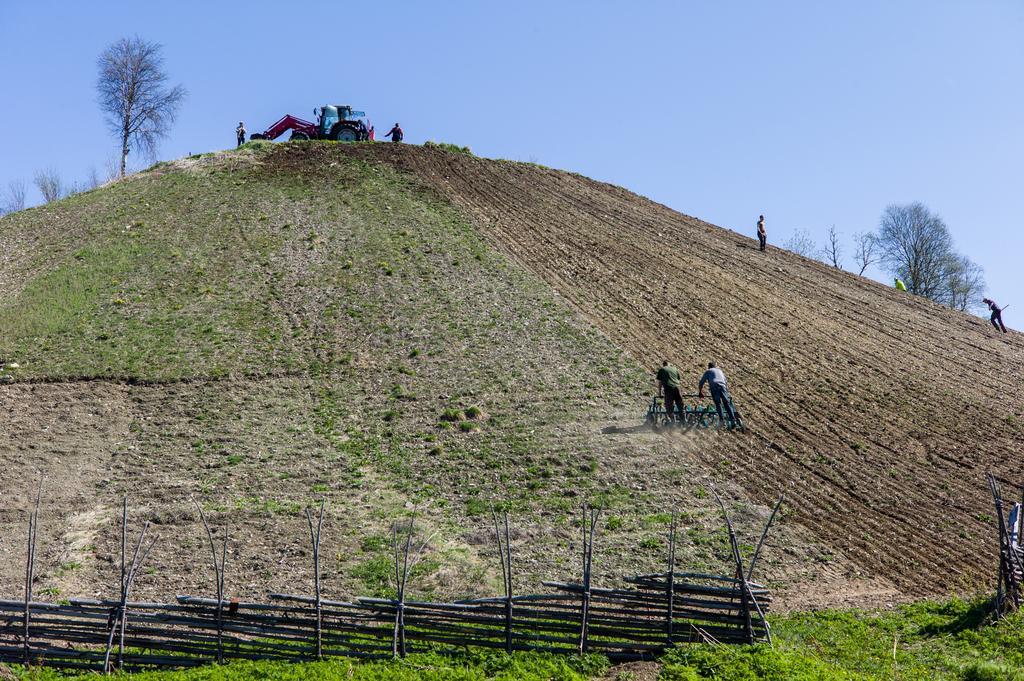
(1, 491), (781, 672)
(988, 473), (1024, 616)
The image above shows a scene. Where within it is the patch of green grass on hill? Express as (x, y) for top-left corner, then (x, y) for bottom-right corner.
(0, 166), (305, 380)
(424, 140), (473, 155)
(16, 651), (608, 680)
(661, 597), (1024, 680)
(0, 143), (670, 595)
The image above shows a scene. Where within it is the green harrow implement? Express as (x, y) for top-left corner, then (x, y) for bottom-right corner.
(645, 392), (745, 430)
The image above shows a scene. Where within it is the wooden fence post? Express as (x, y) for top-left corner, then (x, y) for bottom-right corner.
(666, 511), (677, 644)
(578, 505), (599, 654)
(104, 500), (156, 674)
(23, 479), (42, 668)
(492, 509), (514, 654)
(194, 499), (228, 664)
(306, 499), (326, 660)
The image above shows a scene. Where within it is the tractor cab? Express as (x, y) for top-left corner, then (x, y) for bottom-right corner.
(317, 105), (367, 137)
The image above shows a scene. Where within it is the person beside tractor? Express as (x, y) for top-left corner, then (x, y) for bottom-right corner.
(656, 361), (683, 422)
(236, 122), (246, 148)
(698, 362), (737, 428)
(384, 123), (404, 143)
(757, 215), (767, 252)
(983, 298), (1008, 333)
(894, 277), (907, 291)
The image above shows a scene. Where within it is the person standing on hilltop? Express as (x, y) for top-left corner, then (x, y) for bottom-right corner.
(384, 123), (404, 143)
(656, 361), (683, 422)
(236, 121), (246, 147)
(698, 362), (737, 428)
(983, 298), (1008, 333)
(757, 215), (767, 252)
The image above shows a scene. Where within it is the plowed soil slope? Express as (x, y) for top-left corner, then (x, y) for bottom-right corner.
(351, 143), (1024, 596)
(1, 142), (1020, 609)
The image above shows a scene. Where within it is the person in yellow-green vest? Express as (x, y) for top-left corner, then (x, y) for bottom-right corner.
(894, 277), (907, 291)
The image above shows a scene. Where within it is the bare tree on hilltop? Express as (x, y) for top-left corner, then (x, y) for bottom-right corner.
(852, 231), (878, 276)
(875, 202), (985, 310)
(33, 169), (64, 204)
(783, 229), (817, 258)
(941, 253), (986, 312)
(822, 225), (843, 269)
(97, 37), (186, 177)
(1, 180), (27, 216)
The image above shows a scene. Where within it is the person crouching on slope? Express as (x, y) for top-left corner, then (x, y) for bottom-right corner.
(698, 362), (737, 428)
(656, 361), (683, 422)
(894, 277), (907, 292)
(983, 298), (1008, 333)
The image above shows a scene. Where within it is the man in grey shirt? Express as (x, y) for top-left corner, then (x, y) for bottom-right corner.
(698, 362), (737, 428)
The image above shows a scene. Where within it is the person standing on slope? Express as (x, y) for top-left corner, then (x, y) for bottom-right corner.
(384, 123), (404, 143)
(656, 361), (683, 422)
(894, 277), (907, 292)
(236, 121), (246, 147)
(698, 362), (737, 428)
(983, 298), (1008, 333)
(757, 215), (767, 252)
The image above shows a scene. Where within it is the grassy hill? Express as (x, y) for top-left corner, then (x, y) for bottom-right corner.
(0, 141), (1021, 621)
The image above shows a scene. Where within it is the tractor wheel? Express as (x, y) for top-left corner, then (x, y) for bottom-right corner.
(332, 125), (359, 142)
(249, 133), (266, 140)
(290, 132), (310, 141)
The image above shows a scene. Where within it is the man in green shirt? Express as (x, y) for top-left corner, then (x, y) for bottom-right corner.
(656, 360), (683, 422)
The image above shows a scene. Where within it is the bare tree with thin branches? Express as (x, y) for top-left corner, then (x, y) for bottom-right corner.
(783, 229), (817, 258)
(853, 231), (877, 276)
(86, 167), (103, 190)
(941, 254), (986, 312)
(821, 225), (843, 269)
(1, 180), (27, 215)
(97, 37), (186, 177)
(33, 169), (64, 204)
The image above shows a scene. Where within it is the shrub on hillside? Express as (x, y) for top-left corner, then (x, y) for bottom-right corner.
(424, 140), (473, 155)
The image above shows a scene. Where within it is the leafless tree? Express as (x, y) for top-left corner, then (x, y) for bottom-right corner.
(876, 202), (955, 299)
(853, 231), (878, 276)
(33, 168), (64, 204)
(821, 225), (843, 269)
(97, 37), (186, 177)
(1, 180), (27, 215)
(783, 229), (817, 258)
(103, 155), (121, 183)
(86, 166), (102, 190)
(941, 254), (986, 312)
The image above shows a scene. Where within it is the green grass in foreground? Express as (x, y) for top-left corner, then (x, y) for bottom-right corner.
(17, 651), (607, 681)
(661, 597), (1024, 680)
(13, 598), (1024, 680)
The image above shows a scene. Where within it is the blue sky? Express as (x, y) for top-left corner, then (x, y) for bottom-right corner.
(2, 0), (1021, 319)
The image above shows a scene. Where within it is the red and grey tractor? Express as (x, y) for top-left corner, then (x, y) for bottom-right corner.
(250, 104), (370, 142)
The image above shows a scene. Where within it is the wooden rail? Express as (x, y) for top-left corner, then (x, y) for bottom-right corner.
(1, 489), (780, 673)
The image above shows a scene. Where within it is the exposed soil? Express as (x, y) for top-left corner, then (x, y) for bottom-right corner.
(3, 143), (1017, 613)
(343, 143), (1024, 599)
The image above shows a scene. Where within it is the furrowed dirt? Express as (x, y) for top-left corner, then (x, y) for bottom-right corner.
(339, 143), (1024, 597)
(2, 142), (1018, 611)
